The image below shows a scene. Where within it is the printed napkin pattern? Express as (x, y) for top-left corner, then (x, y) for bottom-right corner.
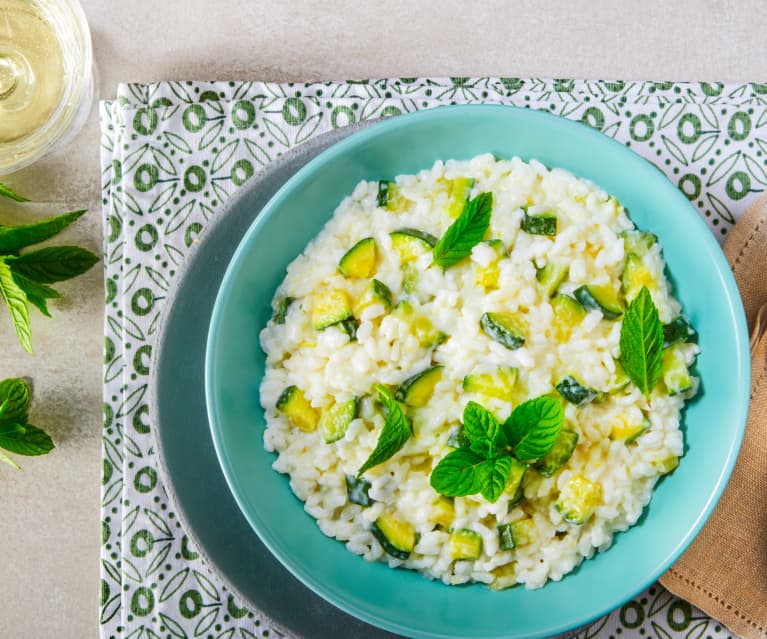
(100, 77), (767, 639)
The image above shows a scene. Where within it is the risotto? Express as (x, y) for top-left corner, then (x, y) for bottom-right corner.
(258, 154), (698, 590)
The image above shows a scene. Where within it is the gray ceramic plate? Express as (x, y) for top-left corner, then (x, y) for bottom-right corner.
(149, 123), (404, 639)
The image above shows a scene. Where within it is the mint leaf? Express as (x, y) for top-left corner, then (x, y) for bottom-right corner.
(430, 448), (486, 496)
(432, 192), (492, 268)
(0, 182), (29, 202)
(0, 422), (25, 437)
(0, 448), (20, 470)
(0, 423), (54, 456)
(620, 286), (664, 396)
(477, 456), (512, 503)
(0, 259), (32, 353)
(357, 384), (412, 476)
(463, 400), (506, 458)
(11, 271), (59, 317)
(9, 246), (99, 283)
(0, 378), (30, 424)
(505, 396), (564, 461)
(0, 209), (86, 253)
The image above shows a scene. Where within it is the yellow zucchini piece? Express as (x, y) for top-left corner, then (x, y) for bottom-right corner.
(372, 513), (416, 560)
(449, 528), (483, 560)
(355, 278), (393, 315)
(555, 476), (601, 525)
(338, 237), (378, 278)
(662, 344), (694, 396)
(394, 366), (443, 407)
(622, 253), (655, 303)
(446, 177), (476, 217)
(479, 312), (528, 350)
(551, 294), (586, 340)
(573, 285), (623, 320)
(462, 366), (518, 401)
(319, 397), (358, 443)
(276, 386), (319, 432)
(312, 289), (353, 330)
(432, 497), (455, 529)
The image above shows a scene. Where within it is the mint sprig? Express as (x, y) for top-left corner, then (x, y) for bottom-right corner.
(430, 396), (564, 503)
(0, 186), (98, 353)
(619, 286), (664, 397)
(0, 182), (29, 203)
(432, 192), (493, 268)
(0, 378), (54, 469)
(357, 384), (412, 476)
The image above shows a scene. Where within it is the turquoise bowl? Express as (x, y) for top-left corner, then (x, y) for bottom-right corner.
(205, 105), (750, 639)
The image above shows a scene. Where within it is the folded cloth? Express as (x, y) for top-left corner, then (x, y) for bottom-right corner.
(100, 78), (767, 639)
(660, 193), (767, 639)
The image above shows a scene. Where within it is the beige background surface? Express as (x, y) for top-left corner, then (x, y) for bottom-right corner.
(0, 1), (765, 637)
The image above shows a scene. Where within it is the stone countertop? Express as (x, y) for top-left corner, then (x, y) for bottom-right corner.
(1, 1), (765, 637)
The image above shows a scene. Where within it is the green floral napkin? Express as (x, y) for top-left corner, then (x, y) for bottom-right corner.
(100, 77), (765, 639)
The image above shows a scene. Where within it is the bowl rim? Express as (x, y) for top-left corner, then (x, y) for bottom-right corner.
(205, 103), (751, 639)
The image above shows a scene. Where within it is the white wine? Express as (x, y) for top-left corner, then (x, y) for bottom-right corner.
(0, 0), (65, 144)
(0, 0), (93, 173)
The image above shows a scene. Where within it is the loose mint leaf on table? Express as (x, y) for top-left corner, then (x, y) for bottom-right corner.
(0, 259), (32, 353)
(0, 182), (29, 203)
(619, 286), (664, 397)
(0, 377), (30, 423)
(10, 272), (59, 317)
(357, 384), (412, 476)
(504, 396), (564, 461)
(8, 246), (99, 283)
(0, 378), (54, 469)
(0, 424), (54, 456)
(0, 209), (86, 253)
(430, 448), (486, 496)
(432, 192), (493, 268)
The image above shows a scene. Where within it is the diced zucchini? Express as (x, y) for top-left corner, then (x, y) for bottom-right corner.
(484, 239), (508, 257)
(339, 316), (359, 341)
(663, 316), (696, 348)
(462, 366), (518, 401)
(651, 454), (680, 475)
(506, 457), (527, 506)
(573, 285), (623, 320)
(312, 289), (353, 330)
(474, 241), (507, 290)
(276, 386), (319, 432)
(535, 429), (579, 477)
(521, 210), (558, 236)
(662, 345), (694, 395)
(319, 397), (358, 443)
(447, 426), (469, 449)
(622, 253), (655, 303)
(480, 312), (527, 350)
(338, 237), (378, 278)
(355, 278), (393, 315)
(610, 413), (650, 443)
(551, 294), (586, 339)
(555, 476), (601, 525)
(272, 296), (295, 324)
(536, 263), (568, 298)
(604, 360), (630, 394)
(449, 528), (483, 560)
(394, 366), (444, 407)
(345, 474), (372, 506)
(372, 513), (416, 560)
(620, 229), (657, 257)
(498, 518), (535, 549)
(432, 497), (455, 529)
(489, 563), (518, 591)
(390, 228), (437, 262)
(392, 301), (447, 348)
(497, 524), (515, 551)
(446, 177), (475, 217)
(555, 376), (598, 406)
(377, 181), (409, 212)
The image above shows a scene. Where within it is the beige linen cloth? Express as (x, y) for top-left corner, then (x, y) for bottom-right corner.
(660, 194), (767, 638)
